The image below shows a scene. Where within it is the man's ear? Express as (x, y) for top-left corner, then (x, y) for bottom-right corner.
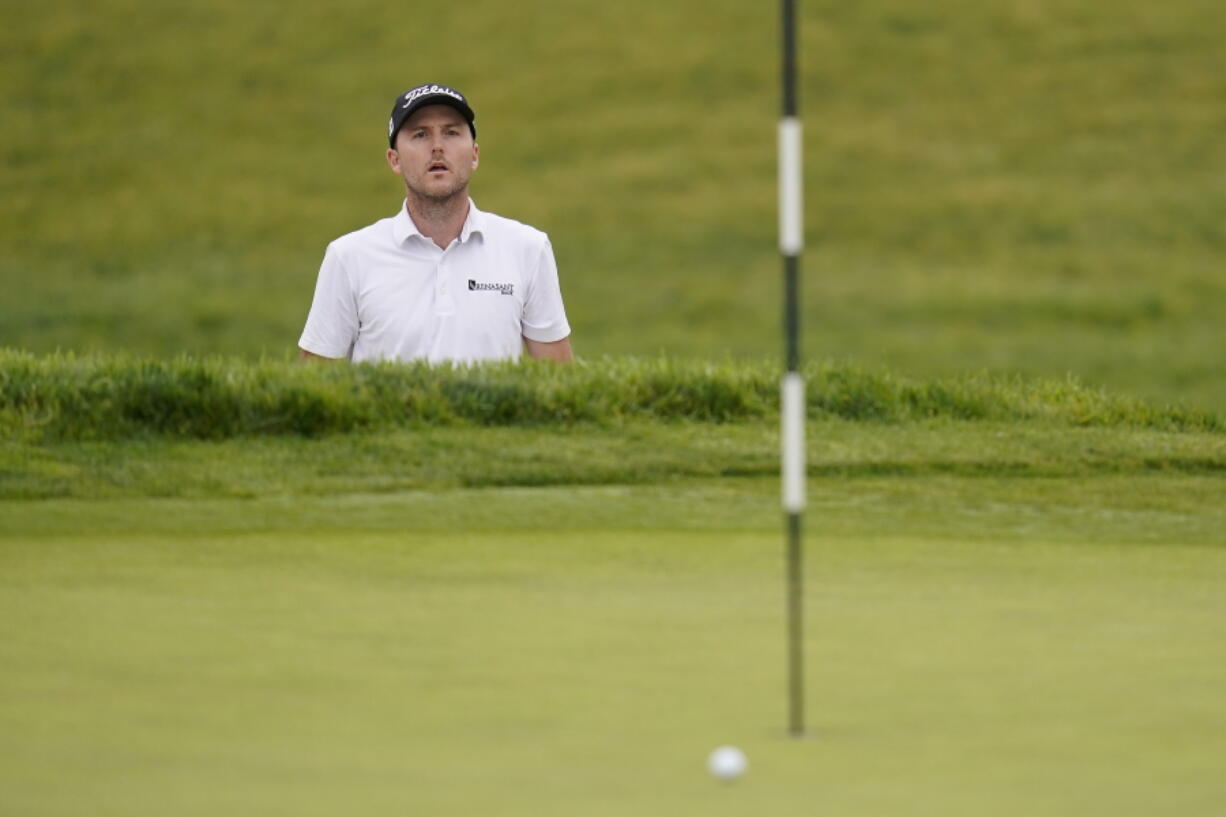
(387, 147), (401, 173)
(472, 142), (480, 170)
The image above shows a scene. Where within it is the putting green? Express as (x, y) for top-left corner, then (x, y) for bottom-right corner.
(2, 480), (1224, 816)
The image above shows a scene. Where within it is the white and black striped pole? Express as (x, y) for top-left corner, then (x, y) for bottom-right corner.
(779, 0), (806, 738)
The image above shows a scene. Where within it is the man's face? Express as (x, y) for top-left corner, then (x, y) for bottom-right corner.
(387, 104), (479, 202)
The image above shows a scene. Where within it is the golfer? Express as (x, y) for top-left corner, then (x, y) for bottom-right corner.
(299, 83), (573, 363)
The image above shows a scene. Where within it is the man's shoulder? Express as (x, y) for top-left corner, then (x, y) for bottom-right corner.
(476, 209), (549, 247)
(327, 215), (396, 254)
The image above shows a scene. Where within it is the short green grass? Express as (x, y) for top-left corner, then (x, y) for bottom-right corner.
(5, 420), (1226, 502)
(3, 359), (1225, 815)
(3, 478), (1225, 817)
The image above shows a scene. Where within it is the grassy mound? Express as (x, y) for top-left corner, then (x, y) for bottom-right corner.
(5, 0), (1225, 410)
(1, 350), (1218, 442)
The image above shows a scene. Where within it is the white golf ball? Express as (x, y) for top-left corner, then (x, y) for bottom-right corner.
(708, 745), (748, 780)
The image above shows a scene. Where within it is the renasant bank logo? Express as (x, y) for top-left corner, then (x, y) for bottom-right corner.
(468, 280), (514, 296)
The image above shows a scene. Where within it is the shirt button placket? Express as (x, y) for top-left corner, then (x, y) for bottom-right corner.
(435, 250), (456, 316)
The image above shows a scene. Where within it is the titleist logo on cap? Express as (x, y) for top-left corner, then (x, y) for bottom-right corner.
(401, 84), (465, 109)
(388, 83), (476, 146)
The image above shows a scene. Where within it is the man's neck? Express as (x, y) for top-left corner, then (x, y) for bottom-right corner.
(406, 193), (470, 250)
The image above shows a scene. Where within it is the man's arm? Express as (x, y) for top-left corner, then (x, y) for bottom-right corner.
(524, 336), (573, 362)
(520, 237), (571, 363)
(298, 242), (358, 361)
(298, 347), (341, 362)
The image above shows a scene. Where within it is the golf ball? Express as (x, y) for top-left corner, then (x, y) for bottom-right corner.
(708, 745), (747, 780)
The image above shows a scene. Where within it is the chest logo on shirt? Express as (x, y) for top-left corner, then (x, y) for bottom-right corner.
(468, 280), (514, 296)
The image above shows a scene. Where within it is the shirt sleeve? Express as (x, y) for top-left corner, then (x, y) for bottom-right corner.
(521, 237), (571, 343)
(298, 243), (359, 359)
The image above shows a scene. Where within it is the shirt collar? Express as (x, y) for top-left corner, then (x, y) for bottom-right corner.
(392, 198), (486, 246)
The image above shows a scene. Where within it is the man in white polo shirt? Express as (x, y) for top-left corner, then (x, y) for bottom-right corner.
(298, 83), (573, 364)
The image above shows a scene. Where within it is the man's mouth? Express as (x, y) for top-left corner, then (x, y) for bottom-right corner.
(428, 162), (449, 173)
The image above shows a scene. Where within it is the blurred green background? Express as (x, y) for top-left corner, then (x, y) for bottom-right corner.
(3, 0), (1223, 409)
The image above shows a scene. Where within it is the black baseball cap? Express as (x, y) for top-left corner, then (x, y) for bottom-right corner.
(388, 83), (477, 146)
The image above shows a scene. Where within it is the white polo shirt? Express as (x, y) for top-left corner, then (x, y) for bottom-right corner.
(298, 200), (570, 363)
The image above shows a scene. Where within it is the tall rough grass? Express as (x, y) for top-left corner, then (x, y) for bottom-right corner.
(0, 350), (1218, 442)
